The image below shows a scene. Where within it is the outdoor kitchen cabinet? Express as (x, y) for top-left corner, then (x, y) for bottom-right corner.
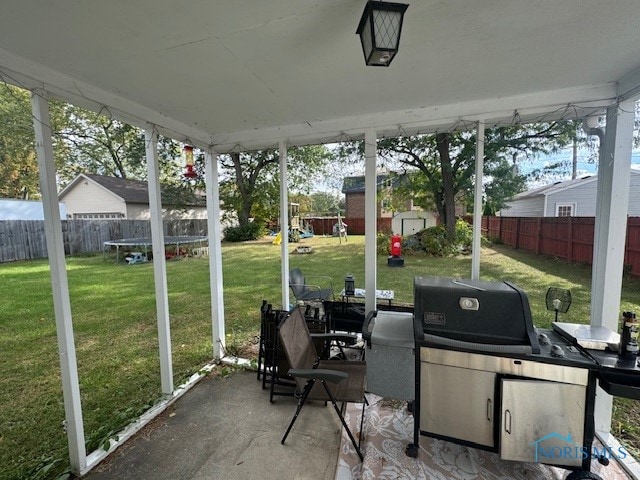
(421, 363), (496, 448)
(419, 347), (590, 468)
(500, 379), (585, 467)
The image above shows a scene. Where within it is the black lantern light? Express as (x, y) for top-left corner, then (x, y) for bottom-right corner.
(356, 1), (409, 67)
(345, 274), (355, 296)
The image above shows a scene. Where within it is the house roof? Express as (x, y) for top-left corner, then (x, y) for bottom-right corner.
(1, 2), (639, 153)
(342, 174), (392, 194)
(85, 174), (151, 204)
(59, 174), (205, 206)
(514, 170), (640, 200)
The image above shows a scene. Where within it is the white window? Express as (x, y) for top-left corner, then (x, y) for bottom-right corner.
(555, 203), (576, 217)
(73, 212), (124, 220)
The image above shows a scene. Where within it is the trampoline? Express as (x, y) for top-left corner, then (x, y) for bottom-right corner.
(103, 236), (208, 263)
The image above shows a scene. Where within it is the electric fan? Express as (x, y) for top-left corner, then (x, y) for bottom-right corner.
(545, 287), (572, 322)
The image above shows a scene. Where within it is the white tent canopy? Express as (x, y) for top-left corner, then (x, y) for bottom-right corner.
(1, 1), (639, 475)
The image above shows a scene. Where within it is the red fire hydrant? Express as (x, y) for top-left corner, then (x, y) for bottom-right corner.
(387, 234), (405, 267)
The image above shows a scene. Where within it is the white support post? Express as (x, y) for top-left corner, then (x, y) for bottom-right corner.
(31, 91), (87, 474)
(205, 150), (226, 359)
(364, 129), (377, 314)
(145, 128), (173, 396)
(589, 100), (635, 435)
(471, 120), (485, 280)
(280, 141), (290, 310)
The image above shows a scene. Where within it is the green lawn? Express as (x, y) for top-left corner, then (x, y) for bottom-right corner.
(1, 236), (639, 479)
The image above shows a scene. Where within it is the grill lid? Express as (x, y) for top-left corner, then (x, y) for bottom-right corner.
(414, 277), (540, 354)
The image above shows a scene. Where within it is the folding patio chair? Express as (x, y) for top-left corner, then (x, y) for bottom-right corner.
(257, 302), (298, 401)
(278, 307), (367, 461)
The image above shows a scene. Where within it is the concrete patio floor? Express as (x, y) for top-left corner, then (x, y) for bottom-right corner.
(82, 368), (636, 480)
(83, 370), (341, 480)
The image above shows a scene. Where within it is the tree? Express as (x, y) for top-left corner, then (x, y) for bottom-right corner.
(55, 105), (182, 185)
(0, 83), (68, 198)
(376, 122), (577, 241)
(0, 81), (190, 201)
(308, 191), (344, 216)
(217, 145), (332, 228)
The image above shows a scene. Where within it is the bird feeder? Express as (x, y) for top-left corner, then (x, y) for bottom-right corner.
(183, 145), (198, 179)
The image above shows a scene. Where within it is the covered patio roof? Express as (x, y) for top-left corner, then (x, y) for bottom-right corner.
(1, 1), (639, 150)
(1, 1), (640, 477)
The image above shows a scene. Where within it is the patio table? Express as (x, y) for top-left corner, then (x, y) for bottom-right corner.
(339, 287), (394, 306)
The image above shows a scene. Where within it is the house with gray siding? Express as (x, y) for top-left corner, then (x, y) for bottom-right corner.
(500, 170), (640, 217)
(58, 174), (207, 220)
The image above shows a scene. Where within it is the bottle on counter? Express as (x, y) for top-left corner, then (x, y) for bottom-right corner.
(620, 311), (639, 357)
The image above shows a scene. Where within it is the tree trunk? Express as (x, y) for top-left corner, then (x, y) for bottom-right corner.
(436, 133), (457, 242)
(231, 153), (252, 226)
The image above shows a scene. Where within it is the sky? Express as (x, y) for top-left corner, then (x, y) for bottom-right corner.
(519, 148), (640, 188)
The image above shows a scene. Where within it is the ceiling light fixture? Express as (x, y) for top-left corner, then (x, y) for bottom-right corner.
(356, 1), (409, 67)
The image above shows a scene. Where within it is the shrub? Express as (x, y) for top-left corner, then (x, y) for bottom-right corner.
(223, 222), (266, 242)
(377, 232), (391, 255)
(417, 225), (450, 256)
(405, 218), (474, 256)
(454, 218), (473, 253)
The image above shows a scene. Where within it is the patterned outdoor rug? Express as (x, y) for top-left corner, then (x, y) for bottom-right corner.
(336, 396), (631, 480)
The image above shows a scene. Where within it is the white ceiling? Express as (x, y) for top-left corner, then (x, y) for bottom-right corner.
(0, 0), (639, 151)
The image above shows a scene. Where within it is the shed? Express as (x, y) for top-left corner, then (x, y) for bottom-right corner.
(500, 170), (640, 217)
(391, 210), (437, 236)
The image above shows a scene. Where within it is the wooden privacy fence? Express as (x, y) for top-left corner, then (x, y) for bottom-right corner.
(481, 216), (640, 277)
(0, 219), (209, 263)
(305, 217), (392, 236)
(340, 217), (392, 235)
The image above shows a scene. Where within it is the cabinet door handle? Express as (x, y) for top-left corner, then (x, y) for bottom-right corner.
(487, 398), (492, 422)
(504, 409), (512, 434)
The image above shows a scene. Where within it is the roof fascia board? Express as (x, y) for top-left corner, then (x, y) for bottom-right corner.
(617, 64), (640, 103)
(0, 48), (213, 150)
(210, 84), (616, 152)
(57, 173), (88, 200)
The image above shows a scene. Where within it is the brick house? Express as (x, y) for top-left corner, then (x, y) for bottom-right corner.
(341, 174), (437, 235)
(342, 174), (403, 218)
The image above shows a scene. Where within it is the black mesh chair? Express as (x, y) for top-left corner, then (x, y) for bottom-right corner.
(278, 307), (367, 461)
(289, 268), (334, 303)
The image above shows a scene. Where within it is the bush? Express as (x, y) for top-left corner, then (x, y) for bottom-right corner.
(417, 225), (450, 256)
(377, 232), (391, 255)
(407, 218), (474, 256)
(376, 219), (474, 257)
(454, 218), (473, 253)
(223, 222), (266, 242)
